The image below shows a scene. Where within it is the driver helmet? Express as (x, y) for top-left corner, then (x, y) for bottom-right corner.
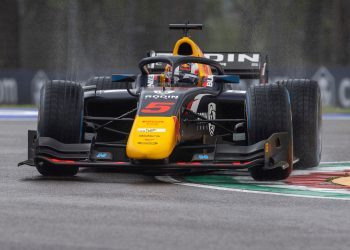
(174, 63), (200, 86)
(163, 63), (200, 86)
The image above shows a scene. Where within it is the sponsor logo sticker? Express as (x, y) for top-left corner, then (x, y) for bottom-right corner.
(137, 128), (166, 133)
(208, 102), (216, 136)
(147, 75), (155, 87)
(144, 95), (178, 100)
(153, 90), (175, 94)
(95, 152), (112, 160)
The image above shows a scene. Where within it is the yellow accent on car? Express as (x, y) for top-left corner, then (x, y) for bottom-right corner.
(172, 36), (212, 86)
(265, 143), (269, 153)
(172, 36), (204, 57)
(126, 116), (178, 160)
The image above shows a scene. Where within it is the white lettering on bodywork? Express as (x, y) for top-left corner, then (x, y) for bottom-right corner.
(208, 102), (216, 136)
(145, 95), (178, 99)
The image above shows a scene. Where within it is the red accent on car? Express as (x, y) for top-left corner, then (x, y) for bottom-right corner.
(173, 116), (180, 140)
(232, 161), (252, 166)
(141, 102), (175, 113)
(48, 158), (75, 164)
(176, 162), (201, 165)
(177, 162), (186, 165)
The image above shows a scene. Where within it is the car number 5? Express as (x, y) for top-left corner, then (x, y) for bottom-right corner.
(141, 102), (175, 113)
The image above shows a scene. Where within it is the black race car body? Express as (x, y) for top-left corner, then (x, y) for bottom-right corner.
(19, 23), (321, 180)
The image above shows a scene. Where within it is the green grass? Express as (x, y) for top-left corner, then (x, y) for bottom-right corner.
(0, 104), (36, 108)
(323, 106), (350, 114)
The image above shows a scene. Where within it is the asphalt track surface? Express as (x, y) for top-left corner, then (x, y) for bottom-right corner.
(0, 120), (349, 250)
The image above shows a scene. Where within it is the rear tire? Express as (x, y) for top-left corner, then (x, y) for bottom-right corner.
(85, 76), (127, 90)
(36, 80), (83, 176)
(246, 84), (293, 180)
(278, 79), (322, 169)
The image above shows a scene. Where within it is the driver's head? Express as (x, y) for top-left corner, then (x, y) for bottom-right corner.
(173, 63), (200, 86)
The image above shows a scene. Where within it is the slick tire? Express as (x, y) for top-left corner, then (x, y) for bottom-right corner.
(246, 84), (293, 181)
(278, 79), (322, 169)
(36, 80), (84, 177)
(85, 76), (127, 90)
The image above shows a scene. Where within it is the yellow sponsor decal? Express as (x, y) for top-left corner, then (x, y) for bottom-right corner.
(126, 116), (178, 159)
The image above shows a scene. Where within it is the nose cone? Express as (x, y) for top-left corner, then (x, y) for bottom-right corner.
(126, 116), (178, 160)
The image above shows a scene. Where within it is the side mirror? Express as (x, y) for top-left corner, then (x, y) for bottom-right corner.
(214, 75), (240, 84)
(112, 74), (139, 97)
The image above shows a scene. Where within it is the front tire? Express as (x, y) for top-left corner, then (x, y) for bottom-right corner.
(246, 84), (293, 180)
(36, 80), (83, 176)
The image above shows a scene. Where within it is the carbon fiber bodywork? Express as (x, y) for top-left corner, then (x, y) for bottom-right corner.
(20, 129), (290, 173)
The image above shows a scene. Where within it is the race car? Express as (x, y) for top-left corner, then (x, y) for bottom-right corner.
(19, 23), (322, 180)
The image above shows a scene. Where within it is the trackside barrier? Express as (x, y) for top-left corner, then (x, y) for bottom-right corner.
(0, 67), (350, 107)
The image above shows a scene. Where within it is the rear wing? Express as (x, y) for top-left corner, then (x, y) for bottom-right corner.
(148, 51), (268, 81)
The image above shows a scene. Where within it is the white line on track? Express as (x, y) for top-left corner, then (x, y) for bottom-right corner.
(322, 114), (350, 120)
(0, 109), (37, 121)
(156, 175), (350, 201)
(1, 109), (350, 121)
(320, 161), (350, 164)
(156, 161), (350, 201)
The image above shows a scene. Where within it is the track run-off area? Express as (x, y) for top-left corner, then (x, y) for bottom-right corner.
(158, 162), (350, 200)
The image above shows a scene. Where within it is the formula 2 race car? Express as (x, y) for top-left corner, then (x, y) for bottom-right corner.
(19, 23), (322, 180)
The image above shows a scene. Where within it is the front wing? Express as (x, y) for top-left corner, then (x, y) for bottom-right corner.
(19, 130), (291, 172)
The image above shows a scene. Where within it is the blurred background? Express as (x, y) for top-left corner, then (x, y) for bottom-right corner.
(0, 0), (350, 108)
